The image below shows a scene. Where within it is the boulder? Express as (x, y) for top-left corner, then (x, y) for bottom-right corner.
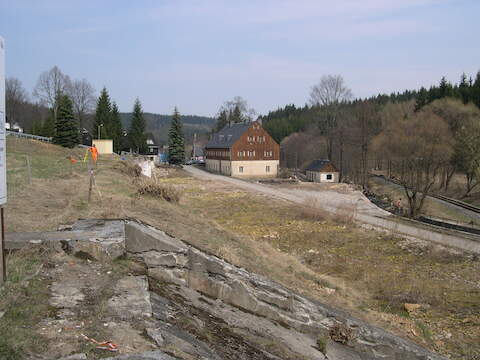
(148, 267), (186, 286)
(125, 222), (187, 254)
(142, 251), (188, 268)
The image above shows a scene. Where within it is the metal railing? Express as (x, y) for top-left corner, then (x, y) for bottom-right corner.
(6, 131), (52, 142)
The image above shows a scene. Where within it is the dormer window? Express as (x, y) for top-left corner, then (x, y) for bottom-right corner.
(219, 135), (224, 142)
(227, 135), (232, 141)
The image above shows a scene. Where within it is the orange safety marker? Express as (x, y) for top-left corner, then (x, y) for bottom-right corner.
(81, 333), (118, 352)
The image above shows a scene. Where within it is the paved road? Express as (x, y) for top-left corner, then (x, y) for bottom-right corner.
(184, 166), (480, 254)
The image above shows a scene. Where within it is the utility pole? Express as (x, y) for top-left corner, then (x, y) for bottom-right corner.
(193, 133), (197, 159)
(0, 36), (7, 284)
(98, 123), (103, 139)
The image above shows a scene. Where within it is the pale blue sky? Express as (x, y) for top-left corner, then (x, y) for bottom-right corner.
(0, 0), (479, 116)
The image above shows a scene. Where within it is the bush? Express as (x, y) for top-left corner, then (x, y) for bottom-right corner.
(300, 199), (331, 222)
(136, 178), (181, 203)
(316, 335), (328, 354)
(115, 161), (141, 177)
(329, 323), (356, 345)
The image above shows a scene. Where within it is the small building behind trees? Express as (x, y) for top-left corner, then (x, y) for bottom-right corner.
(92, 139), (113, 155)
(305, 159), (339, 183)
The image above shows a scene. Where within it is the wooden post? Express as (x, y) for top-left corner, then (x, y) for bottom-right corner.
(88, 168), (94, 203)
(25, 155), (32, 185)
(0, 208), (6, 284)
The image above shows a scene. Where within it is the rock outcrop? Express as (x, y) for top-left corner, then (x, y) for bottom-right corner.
(124, 220), (447, 360)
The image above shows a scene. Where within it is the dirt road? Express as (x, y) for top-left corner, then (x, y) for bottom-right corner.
(184, 166), (480, 254)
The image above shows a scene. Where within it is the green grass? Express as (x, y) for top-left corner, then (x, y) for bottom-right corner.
(0, 248), (53, 359)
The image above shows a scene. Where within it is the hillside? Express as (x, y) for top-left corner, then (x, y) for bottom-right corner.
(120, 112), (215, 144)
(2, 138), (479, 359)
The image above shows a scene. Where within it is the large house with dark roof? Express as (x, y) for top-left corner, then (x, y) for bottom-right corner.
(305, 159), (339, 183)
(205, 121), (280, 177)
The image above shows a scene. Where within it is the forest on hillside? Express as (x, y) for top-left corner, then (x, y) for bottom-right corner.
(254, 72), (480, 217)
(119, 113), (215, 144)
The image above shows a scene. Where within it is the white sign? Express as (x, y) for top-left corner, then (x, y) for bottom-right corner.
(0, 36), (6, 205)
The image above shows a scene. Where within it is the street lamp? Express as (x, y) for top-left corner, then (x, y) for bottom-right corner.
(98, 124), (104, 139)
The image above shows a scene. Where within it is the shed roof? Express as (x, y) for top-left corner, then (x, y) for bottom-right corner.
(205, 122), (251, 149)
(305, 159), (338, 172)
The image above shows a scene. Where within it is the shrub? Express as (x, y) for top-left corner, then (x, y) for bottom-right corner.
(334, 202), (356, 224)
(136, 178), (181, 203)
(300, 199), (331, 222)
(316, 335), (328, 354)
(115, 161), (141, 177)
(329, 323), (356, 345)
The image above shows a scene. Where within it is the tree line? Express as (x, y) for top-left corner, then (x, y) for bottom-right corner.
(257, 72), (480, 218)
(6, 65), (186, 162)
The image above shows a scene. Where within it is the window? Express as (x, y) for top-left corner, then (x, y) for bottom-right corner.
(248, 136), (253, 142)
(326, 174), (332, 180)
(239, 166), (244, 173)
(266, 166), (270, 173)
(264, 150), (272, 157)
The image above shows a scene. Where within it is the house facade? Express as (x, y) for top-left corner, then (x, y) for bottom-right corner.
(205, 121), (280, 177)
(305, 159), (340, 183)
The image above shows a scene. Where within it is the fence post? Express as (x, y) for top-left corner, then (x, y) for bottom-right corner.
(25, 155), (32, 185)
(0, 208), (6, 284)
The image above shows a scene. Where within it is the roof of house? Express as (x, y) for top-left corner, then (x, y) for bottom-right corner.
(305, 159), (338, 172)
(205, 122), (251, 149)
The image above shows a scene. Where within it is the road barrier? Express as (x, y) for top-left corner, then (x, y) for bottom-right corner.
(6, 131), (52, 142)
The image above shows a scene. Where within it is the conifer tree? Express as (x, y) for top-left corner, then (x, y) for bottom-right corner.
(458, 73), (470, 104)
(110, 102), (124, 152)
(128, 98), (147, 153)
(94, 87), (112, 139)
(53, 95), (79, 148)
(168, 107), (185, 164)
(231, 105), (243, 123)
(41, 109), (56, 137)
(473, 71), (480, 109)
(215, 110), (228, 131)
(438, 76), (453, 98)
(415, 87), (428, 111)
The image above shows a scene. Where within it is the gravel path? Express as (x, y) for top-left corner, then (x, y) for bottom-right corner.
(184, 166), (480, 254)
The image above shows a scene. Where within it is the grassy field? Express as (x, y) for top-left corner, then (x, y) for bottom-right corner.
(2, 138), (480, 359)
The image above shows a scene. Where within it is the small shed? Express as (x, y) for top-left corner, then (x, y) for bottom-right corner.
(305, 159), (339, 183)
(92, 139), (113, 155)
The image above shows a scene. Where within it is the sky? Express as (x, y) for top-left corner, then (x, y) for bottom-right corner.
(0, 0), (479, 117)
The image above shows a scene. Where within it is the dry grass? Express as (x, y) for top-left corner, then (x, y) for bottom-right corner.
(5, 138), (480, 359)
(136, 177), (182, 203)
(113, 160), (142, 177)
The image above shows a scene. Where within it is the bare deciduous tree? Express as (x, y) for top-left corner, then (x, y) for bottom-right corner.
(5, 77), (28, 126)
(221, 96), (257, 122)
(309, 74), (352, 107)
(67, 78), (96, 130)
(33, 65), (71, 119)
(309, 75), (352, 161)
(373, 110), (453, 218)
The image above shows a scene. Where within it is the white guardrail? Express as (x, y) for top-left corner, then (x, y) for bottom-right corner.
(6, 130), (52, 142)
